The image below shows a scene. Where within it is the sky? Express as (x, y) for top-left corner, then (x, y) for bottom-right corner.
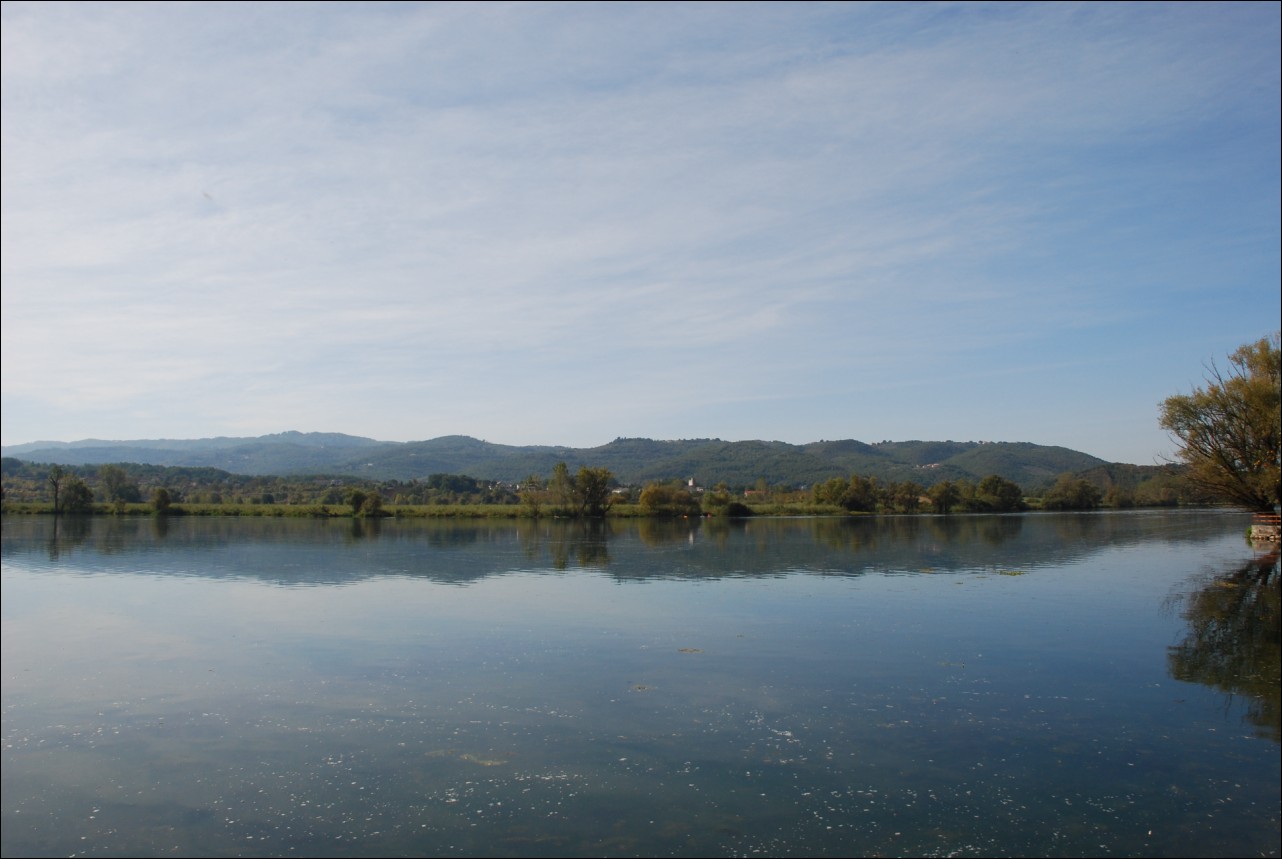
(2, 1), (1278, 465)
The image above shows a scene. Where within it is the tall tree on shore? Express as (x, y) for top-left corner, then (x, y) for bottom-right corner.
(47, 464), (66, 515)
(574, 466), (615, 518)
(1160, 333), (1281, 511)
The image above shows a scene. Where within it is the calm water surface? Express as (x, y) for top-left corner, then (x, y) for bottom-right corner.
(2, 511), (1278, 857)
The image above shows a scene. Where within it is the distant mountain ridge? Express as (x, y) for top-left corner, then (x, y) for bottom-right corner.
(3, 430), (382, 453)
(2, 432), (1127, 491)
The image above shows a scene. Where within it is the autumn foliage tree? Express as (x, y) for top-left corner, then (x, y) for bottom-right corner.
(547, 463), (615, 517)
(638, 481), (702, 517)
(1160, 333), (1281, 511)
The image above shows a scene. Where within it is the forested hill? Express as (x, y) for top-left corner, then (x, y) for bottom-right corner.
(2, 432), (1122, 491)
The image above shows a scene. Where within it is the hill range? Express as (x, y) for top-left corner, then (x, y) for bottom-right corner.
(1, 431), (1170, 491)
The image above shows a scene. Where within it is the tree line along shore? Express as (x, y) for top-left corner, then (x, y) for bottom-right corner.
(1, 456), (1201, 519)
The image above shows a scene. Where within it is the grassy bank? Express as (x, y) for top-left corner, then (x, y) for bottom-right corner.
(2, 500), (845, 519)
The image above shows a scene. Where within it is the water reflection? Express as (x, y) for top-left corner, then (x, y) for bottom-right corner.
(34, 513), (92, 559)
(1170, 549), (1281, 742)
(2, 509), (1255, 586)
(4, 510), (1277, 858)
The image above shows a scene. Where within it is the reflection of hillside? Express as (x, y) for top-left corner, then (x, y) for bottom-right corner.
(1169, 551), (1280, 743)
(0, 510), (1253, 587)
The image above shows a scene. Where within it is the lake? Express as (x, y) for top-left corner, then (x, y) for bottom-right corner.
(2, 510), (1278, 858)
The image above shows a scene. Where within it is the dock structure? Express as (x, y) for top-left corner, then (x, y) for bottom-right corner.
(1250, 512), (1280, 542)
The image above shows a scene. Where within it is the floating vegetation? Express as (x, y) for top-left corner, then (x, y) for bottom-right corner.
(458, 753), (508, 767)
(424, 749), (509, 766)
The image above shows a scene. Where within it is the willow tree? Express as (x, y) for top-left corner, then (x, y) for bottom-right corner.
(1159, 334), (1281, 511)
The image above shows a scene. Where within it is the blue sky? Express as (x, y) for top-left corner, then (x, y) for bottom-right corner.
(2, 2), (1278, 465)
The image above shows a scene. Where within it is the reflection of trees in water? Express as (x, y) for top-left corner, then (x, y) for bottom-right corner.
(1045, 511), (1107, 543)
(546, 520), (610, 570)
(809, 515), (1025, 553)
(345, 517), (382, 541)
(422, 523), (491, 550)
(514, 519), (613, 570)
(1169, 551), (1280, 742)
(809, 516), (883, 552)
(43, 515), (92, 560)
(801, 515), (1026, 572)
(3, 510), (1256, 587)
(635, 518), (700, 547)
(699, 517), (750, 550)
(96, 516), (147, 549)
(973, 515), (1024, 546)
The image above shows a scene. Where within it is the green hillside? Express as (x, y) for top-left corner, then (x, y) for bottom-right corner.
(4, 433), (1120, 490)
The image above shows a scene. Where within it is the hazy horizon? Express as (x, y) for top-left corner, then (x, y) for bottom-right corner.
(1, 428), (1152, 469)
